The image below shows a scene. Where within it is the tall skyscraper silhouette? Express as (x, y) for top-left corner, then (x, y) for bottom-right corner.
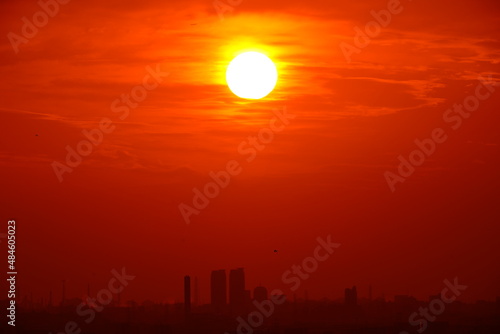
(184, 275), (191, 315)
(253, 286), (268, 302)
(229, 268), (245, 313)
(211, 269), (226, 313)
(344, 286), (357, 306)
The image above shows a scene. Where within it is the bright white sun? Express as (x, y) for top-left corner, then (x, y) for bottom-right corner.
(226, 51), (278, 100)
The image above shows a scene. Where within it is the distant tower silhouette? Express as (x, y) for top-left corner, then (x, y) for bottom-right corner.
(184, 276), (191, 315)
(344, 286), (357, 306)
(229, 268), (245, 313)
(253, 286), (268, 302)
(211, 270), (226, 313)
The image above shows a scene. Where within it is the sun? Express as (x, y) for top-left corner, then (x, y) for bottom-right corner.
(226, 52), (278, 100)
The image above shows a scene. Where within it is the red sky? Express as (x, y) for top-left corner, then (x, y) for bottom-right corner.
(0, 0), (499, 304)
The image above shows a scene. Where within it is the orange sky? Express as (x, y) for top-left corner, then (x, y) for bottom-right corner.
(1, 0), (499, 303)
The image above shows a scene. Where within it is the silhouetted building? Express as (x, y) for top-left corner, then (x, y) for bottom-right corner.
(254, 286), (268, 302)
(394, 295), (417, 305)
(211, 269), (226, 313)
(429, 294), (440, 302)
(184, 275), (191, 315)
(345, 286), (357, 306)
(229, 268), (245, 313)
